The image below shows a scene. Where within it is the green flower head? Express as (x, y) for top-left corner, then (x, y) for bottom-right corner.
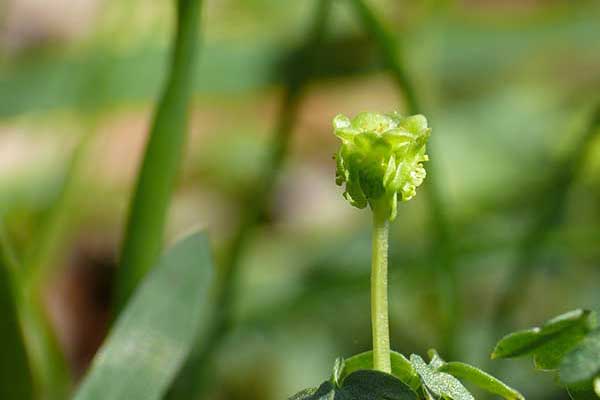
(333, 111), (430, 221)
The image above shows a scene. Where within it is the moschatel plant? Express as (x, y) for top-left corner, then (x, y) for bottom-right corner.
(288, 111), (524, 400)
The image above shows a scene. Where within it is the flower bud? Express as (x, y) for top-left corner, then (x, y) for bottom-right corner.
(333, 111), (430, 221)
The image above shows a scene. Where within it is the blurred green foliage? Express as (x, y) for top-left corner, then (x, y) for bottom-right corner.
(1, 0), (600, 399)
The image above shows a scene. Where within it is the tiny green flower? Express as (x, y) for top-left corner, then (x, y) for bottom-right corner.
(333, 111), (430, 221)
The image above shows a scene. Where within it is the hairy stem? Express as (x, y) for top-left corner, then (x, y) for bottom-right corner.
(371, 214), (391, 373)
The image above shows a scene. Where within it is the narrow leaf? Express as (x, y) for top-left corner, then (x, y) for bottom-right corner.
(74, 233), (214, 400)
(2, 224), (69, 399)
(439, 362), (524, 400)
(114, 0), (203, 311)
(0, 238), (34, 400)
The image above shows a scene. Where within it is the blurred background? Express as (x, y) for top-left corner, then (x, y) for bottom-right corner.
(1, 0), (600, 399)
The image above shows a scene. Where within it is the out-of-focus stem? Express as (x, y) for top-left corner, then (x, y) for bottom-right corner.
(493, 105), (600, 330)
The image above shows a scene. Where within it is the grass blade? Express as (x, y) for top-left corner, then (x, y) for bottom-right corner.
(23, 132), (94, 290)
(114, 0), (203, 311)
(74, 232), (214, 400)
(0, 226), (34, 400)
(1, 222), (71, 400)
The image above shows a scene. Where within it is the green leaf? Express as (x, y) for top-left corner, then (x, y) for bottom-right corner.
(410, 354), (474, 400)
(571, 391), (599, 400)
(492, 309), (596, 364)
(438, 362), (524, 400)
(595, 376), (600, 397)
(338, 370), (418, 399)
(391, 352), (422, 391)
(533, 324), (590, 370)
(336, 351), (420, 391)
(74, 232), (214, 400)
(560, 329), (600, 385)
(0, 236), (34, 400)
(564, 379), (600, 400)
(289, 370), (417, 400)
(114, 0), (203, 311)
(288, 382), (334, 400)
(1, 224), (69, 400)
(426, 349), (523, 400)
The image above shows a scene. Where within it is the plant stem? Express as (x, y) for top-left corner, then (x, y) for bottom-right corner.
(371, 213), (391, 373)
(352, 0), (459, 357)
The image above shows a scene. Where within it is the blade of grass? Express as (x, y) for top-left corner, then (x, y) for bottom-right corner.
(166, 1), (332, 398)
(350, 0), (459, 357)
(492, 104), (600, 330)
(0, 224), (34, 400)
(22, 132), (95, 290)
(1, 221), (71, 400)
(114, 0), (203, 312)
(18, 287), (71, 399)
(74, 232), (214, 400)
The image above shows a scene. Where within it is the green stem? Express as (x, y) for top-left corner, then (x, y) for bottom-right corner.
(352, 0), (459, 357)
(371, 214), (391, 373)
